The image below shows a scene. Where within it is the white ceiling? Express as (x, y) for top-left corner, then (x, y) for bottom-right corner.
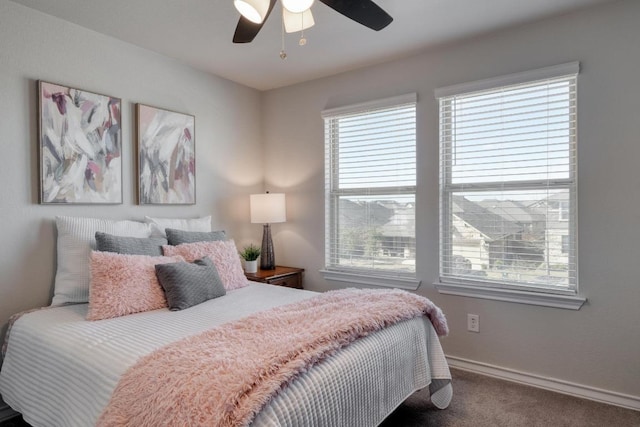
(10, 0), (613, 90)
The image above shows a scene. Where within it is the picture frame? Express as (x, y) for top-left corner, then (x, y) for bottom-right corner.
(38, 81), (122, 204)
(136, 104), (196, 205)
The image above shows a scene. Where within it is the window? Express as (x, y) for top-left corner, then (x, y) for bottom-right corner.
(435, 63), (584, 309)
(558, 201), (569, 221)
(321, 94), (419, 289)
(561, 235), (570, 254)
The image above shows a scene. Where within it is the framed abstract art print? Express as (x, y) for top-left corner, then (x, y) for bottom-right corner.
(38, 81), (122, 204)
(136, 104), (195, 205)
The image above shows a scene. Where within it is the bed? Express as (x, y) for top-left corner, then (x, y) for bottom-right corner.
(0, 216), (452, 426)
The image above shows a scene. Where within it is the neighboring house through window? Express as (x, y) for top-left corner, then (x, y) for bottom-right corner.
(558, 201), (570, 221)
(561, 235), (570, 254)
(434, 63), (585, 309)
(320, 94), (420, 290)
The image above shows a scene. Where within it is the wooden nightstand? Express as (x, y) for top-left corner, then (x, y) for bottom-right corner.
(245, 266), (304, 289)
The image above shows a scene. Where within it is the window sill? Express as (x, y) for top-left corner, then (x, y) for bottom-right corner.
(320, 269), (421, 290)
(434, 281), (586, 310)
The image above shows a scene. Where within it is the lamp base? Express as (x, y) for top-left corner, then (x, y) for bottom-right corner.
(260, 223), (276, 270)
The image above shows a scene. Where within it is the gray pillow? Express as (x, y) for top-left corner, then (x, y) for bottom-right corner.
(154, 257), (226, 311)
(165, 228), (226, 245)
(95, 232), (167, 256)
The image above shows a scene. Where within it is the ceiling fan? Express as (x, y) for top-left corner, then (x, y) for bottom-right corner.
(232, 0), (393, 44)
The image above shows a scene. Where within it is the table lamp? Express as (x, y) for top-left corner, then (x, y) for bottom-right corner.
(250, 192), (286, 270)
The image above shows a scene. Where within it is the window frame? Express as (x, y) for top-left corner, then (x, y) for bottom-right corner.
(320, 93), (420, 290)
(434, 63), (585, 310)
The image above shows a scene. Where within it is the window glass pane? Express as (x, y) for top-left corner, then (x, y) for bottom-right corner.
(331, 195), (415, 273)
(443, 80), (575, 185)
(443, 189), (573, 289)
(336, 106), (416, 189)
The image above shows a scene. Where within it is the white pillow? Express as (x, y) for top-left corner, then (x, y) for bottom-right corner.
(53, 216), (152, 305)
(144, 216), (212, 238)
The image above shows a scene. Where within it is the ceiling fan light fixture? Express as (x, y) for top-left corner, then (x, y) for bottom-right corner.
(283, 8), (315, 33)
(281, 0), (314, 14)
(234, 0), (270, 24)
(232, 0), (393, 44)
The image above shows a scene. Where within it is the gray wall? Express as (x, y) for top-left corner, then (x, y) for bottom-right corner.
(0, 0), (264, 331)
(262, 0), (640, 398)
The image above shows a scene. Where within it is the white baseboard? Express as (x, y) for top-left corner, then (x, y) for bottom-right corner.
(446, 355), (640, 412)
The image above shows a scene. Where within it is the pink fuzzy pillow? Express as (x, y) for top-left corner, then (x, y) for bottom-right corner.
(87, 251), (184, 321)
(162, 239), (248, 290)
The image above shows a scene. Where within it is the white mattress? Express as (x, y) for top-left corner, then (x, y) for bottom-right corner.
(0, 283), (451, 426)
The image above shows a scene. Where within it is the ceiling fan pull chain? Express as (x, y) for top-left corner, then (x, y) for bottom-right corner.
(280, 4), (287, 60)
(299, 10), (307, 46)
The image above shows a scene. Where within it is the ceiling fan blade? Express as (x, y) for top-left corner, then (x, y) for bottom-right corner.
(232, 0), (278, 43)
(319, 0), (393, 31)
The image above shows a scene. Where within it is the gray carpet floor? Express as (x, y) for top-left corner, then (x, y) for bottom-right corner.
(2, 368), (639, 426)
(381, 368), (640, 427)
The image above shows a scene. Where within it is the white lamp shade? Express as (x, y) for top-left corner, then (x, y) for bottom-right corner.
(234, 0), (270, 24)
(283, 8), (315, 33)
(281, 0), (314, 14)
(250, 193), (286, 224)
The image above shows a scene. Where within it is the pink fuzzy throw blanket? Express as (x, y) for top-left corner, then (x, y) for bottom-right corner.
(97, 288), (448, 427)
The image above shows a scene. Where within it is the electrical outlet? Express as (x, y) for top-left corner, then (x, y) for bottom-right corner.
(467, 314), (480, 332)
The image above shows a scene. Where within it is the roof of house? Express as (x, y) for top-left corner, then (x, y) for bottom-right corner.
(379, 203), (415, 238)
(476, 199), (546, 224)
(338, 199), (394, 230)
(337, 193), (563, 242)
(452, 195), (523, 240)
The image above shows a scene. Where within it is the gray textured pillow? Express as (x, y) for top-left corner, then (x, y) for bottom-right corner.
(95, 232), (167, 256)
(154, 257), (226, 311)
(165, 228), (226, 245)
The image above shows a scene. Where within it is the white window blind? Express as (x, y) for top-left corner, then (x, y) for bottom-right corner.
(323, 94), (417, 278)
(437, 64), (578, 294)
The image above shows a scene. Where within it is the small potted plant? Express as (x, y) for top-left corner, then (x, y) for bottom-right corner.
(240, 244), (261, 273)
